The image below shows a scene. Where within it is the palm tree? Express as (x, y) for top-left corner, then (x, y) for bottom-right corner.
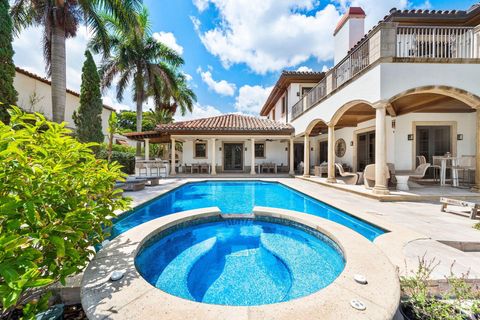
(11, 0), (141, 123)
(144, 108), (173, 127)
(156, 71), (196, 116)
(92, 6), (183, 155)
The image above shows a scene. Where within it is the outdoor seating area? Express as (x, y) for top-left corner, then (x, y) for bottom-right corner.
(135, 159), (169, 178)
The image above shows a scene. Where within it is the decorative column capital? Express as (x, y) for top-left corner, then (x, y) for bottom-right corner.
(372, 100), (391, 110)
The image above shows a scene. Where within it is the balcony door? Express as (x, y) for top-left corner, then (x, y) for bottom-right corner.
(357, 130), (375, 172)
(224, 143), (243, 171)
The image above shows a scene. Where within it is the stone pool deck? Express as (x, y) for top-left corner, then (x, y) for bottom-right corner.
(125, 177), (480, 281)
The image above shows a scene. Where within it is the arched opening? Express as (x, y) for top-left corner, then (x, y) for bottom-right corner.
(302, 119), (328, 176)
(387, 86), (479, 187)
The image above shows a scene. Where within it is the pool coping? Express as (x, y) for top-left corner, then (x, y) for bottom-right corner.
(81, 207), (401, 320)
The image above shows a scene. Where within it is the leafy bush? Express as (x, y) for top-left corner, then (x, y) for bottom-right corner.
(474, 223), (480, 231)
(0, 106), (130, 318)
(401, 256), (479, 320)
(99, 142), (136, 154)
(97, 149), (136, 174)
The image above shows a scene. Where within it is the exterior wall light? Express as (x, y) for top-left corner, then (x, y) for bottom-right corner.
(407, 134), (414, 141)
(457, 134), (464, 141)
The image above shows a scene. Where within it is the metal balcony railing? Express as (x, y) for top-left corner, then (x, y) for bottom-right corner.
(290, 24), (478, 121)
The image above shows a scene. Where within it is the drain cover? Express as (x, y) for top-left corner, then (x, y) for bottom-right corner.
(350, 299), (366, 311)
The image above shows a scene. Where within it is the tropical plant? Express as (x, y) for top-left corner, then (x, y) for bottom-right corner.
(0, 0), (18, 124)
(90, 6), (183, 155)
(155, 71), (196, 116)
(144, 108), (173, 129)
(10, 0), (141, 123)
(107, 111), (120, 162)
(0, 105), (129, 318)
(400, 256), (480, 320)
(73, 50), (104, 144)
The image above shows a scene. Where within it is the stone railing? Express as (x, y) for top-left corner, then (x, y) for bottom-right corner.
(290, 23), (479, 121)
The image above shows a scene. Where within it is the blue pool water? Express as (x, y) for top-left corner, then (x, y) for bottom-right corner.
(113, 181), (385, 240)
(135, 218), (345, 306)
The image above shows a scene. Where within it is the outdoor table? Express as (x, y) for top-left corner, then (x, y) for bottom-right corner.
(437, 156), (459, 187)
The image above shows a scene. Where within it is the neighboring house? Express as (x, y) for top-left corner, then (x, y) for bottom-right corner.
(126, 5), (480, 195)
(14, 67), (114, 141)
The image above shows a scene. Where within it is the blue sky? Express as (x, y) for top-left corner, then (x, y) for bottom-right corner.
(12, 0), (477, 120)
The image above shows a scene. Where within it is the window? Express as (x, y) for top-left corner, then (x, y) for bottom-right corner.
(255, 143), (265, 158)
(272, 109), (276, 121)
(281, 96), (286, 115)
(301, 87), (313, 96)
(194, 142), (207, 158)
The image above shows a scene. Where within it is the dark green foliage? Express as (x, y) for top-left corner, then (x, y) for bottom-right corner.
(73, 51), (104, 143)
(0, 0), (18, 123)
(0, 106), (130, 318)
(97, 149), (135, 174)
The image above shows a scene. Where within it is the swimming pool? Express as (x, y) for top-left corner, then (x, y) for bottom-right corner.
(113, 180), (385, 240)
(135, 217), (345, 306)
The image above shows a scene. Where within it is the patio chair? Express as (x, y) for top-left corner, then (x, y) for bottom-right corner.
(191, 163), (200, 174)
(452, 156), (475, 187)
(431, 156), (442, 183)
(409, 163), (431, 181)
(136, 162), (147, 176)
(417, 155), (427, 165)
(334, 163), (359, 185)
(363, 164), (390, 189)
(200, 163), (209, 174)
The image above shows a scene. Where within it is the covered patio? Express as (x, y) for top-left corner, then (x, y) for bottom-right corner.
(300, 86), (480, 199)
(124, 114), (295, 177)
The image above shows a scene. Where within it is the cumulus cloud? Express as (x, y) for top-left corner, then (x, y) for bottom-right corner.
(192, 0), (431, 74)
(193, 0), (341, 74)
(153, 31), (184, 55)
(297, 66), (313, 72)
(198, 68), (236, 96)
(175, 103), (223, 121)
(235, 85), (273, 115)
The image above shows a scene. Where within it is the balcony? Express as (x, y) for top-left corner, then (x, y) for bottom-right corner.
(290, 24), (479, 121)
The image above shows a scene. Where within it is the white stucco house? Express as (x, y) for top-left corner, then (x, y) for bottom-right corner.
(13, 67), (118, 142)
(126, 5), (480, 196)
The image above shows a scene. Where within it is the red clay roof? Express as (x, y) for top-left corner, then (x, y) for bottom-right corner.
(334, 7), (366, 35)
(15, 67), (115, 112)
(156, 114), (293, 135)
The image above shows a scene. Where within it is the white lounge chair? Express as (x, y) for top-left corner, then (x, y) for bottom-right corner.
(335, 163), (359, 185)
(363, 164), (390, 189)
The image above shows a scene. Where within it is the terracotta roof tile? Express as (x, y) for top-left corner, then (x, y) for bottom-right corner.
(155, 114), (293, 134)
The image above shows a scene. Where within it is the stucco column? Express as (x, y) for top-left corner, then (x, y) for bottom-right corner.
(474, 109), (480, 192)
(289, 138), (295, 175)
(170, 138), (176, 176)
(327, 124), (337, 183)
(303, 135), (310, 177)
(144, 138), (150, 161)
(373, 103), (389, 195)
(250, 138), (256, 175)
(211, 138), (217, 175)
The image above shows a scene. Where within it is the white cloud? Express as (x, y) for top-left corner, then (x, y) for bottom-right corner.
(102, 95), (133, 112)
(153, 32), (184, 55)
(183, 73), (193, 81)
(193, 0), (210, 12)
(193, 0), (341, 74)
(321, 65), (329, 72)
(198, 68), (236, 96)
(297, 66), (313, 72)
(175, 103), (223, 121)
(235, 85), (273, 115)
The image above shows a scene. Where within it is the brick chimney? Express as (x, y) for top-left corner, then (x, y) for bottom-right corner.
(333, 7), (366, 64)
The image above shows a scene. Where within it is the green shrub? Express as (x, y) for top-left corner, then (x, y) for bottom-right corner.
(0, 106), (130, 318)
(97, 149), (136, 174)
(474, 223), (480, 231)
(99, 142), (136, 154)
(401, 256), (479, 320)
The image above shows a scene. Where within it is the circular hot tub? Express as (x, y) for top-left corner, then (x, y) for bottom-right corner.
(81, 207), (401, 320)
(135, 218), (345, 306)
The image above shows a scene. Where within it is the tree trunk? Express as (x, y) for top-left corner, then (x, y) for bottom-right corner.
(51, 23), (66, 123)
(136, 93), (143, 156)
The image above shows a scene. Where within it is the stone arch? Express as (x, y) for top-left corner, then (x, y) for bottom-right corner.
(388, 85), (480, 111)
(305, 118), (328, 136)
(329, 100), (376, 127)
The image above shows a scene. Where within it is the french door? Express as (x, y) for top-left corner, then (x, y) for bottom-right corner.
(357, 131), (375, 172)
(416, 125), (451, 165)
(224, 143), (243, 171)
